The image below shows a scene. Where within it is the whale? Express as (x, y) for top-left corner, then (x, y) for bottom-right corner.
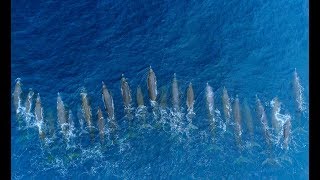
(35, 93), (45, 139)
(186, 82), (195, 113)
(205, 83), (216, 139)
(147, 66), (157, 102)
(233, 96), (242, 148)
(121, 74), (132, 109)
(172, 73), (180, 111)
(293, 69), (304, 112)
(102, 81), (115, 120)
(13, 78), (23, 114)
(57, 93), (68, 137)
(256, 96), (271, 146)
(205, 83), (214, 118)
(222, 87), (232, 125)
(80, 91), (93, 130)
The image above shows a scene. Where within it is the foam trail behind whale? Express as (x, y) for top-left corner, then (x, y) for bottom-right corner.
(35, 93), (45, 140)
(172, 73), (180, 112)
(158, 86), (170, 128)
(283, 115), (291, 150)
(13, 78), (23, 115)
(97, 107), (105, 144)
(25, 89), (34, 115)
(67, 110), (76, 145)
(271, 97), (281, 143)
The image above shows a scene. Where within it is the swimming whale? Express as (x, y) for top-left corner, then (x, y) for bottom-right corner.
(233, 96), (242, 148)
(13, 78), (23, 114)
(121, 74), (132, 109)
(205, 83), (214, 118)
(222, 87), (232, 125)
(102, 81), (115, 120)
(147, 66), (157, 102)
(186, 82), (195, 113)
(172, 73), (180, 111)
(256, 96), (271, 146)
(293, 69), (304, 112)
(35, 93), (45, 139)
(80, 91), (93, 129)
(205, 83), (216, 138)
(57, 93), (68, 137)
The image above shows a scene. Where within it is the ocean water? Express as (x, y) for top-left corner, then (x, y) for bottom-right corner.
(11, 0), (309, 179)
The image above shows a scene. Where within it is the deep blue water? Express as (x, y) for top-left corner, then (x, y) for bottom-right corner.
(11, 0), (309, 179)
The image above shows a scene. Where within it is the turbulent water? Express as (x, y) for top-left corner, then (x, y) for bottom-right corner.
(11, 0), (309, 179)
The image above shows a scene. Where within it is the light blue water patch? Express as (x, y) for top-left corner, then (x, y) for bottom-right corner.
(11, 0), (308, 179)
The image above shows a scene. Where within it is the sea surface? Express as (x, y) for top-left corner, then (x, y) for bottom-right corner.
(11, 0), (309, 179)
